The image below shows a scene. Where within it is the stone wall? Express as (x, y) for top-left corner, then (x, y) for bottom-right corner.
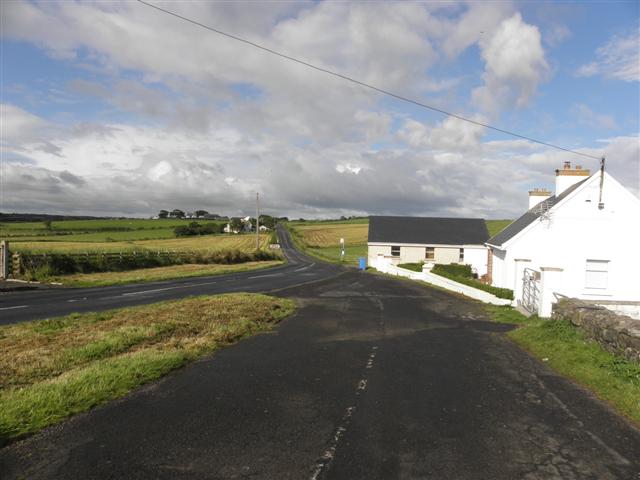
(552, 298), (640, 363)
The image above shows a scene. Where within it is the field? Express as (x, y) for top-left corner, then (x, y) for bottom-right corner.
(0, 294), (295, 440)
(0, 218), (228, 245)
(288, 218), (510, 265)
(0, 217), (269, 254)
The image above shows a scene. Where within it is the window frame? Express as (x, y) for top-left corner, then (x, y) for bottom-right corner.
(459, 248), (464, 263)
(391, 245), (401, 257)
(585, 259), (609, 290)
(425, 246), (435, 260)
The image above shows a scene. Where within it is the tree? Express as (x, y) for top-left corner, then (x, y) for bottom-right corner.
(158, 210), (169, 219)
(258, 215), (276, 229)
(194, 210), (208, 218)
(229, 217), (243, 232)
(171, 209), (185, 219)
(43, 220), (53, 230)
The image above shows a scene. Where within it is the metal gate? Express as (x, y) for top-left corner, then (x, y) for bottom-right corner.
(522, 268), (541, 314)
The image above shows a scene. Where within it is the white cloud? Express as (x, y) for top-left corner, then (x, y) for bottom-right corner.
(398, 115), (486, 152)
(473, 13), (549, 114)
(1, 104), (47, 141)
(577, 29), (640, 82)
(571, 103), (617, 130)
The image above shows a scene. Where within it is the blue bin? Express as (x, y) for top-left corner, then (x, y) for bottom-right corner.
(358, 257), (367, 270)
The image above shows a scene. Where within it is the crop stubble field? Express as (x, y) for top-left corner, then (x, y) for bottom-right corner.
(0, 219), (270, 253)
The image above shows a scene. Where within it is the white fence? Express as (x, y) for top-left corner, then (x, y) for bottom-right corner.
(373, 257), (512, 306)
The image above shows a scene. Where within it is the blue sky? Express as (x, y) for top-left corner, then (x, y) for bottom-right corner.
(1, 1), (638, 218)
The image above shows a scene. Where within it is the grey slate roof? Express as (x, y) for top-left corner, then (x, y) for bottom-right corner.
(487, 177), (590, 248)
(368, 216), (489, 245)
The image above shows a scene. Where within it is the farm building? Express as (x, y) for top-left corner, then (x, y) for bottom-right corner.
(368, 216), (490, 276)
(486, 162), (640, 318)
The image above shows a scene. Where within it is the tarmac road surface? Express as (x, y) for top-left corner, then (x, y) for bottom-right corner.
(1, 228), (639, 479)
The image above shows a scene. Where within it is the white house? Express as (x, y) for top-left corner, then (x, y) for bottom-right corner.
(368, 216), (490, 276)
(486, 161), (640, 317)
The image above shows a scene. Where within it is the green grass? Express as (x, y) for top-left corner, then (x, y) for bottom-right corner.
(0, 294), (295, 440)
(47, 261), (283, 287)
(486, 219), (511, 237)
(305, 244), (368, 265)
(485, 305), (640, 425)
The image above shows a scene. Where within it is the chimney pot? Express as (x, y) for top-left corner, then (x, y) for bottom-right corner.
(563, 161), (571, 170)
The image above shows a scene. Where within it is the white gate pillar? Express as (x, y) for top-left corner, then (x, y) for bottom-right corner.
(539, 267), (563, 317)
(513, 259), (531, 305)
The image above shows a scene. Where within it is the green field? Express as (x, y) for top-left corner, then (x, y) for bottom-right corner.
(288, 218), (511, 265)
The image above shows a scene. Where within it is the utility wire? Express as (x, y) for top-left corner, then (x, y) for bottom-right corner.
(136, 0), (602, 161)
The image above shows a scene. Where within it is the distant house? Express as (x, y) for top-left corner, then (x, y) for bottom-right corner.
(486, 162), (640, 317)
(258, 225), (270, 232)
(368, 216), (490, 276)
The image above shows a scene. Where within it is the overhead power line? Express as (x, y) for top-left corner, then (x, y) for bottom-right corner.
(136, 0), (602, 161)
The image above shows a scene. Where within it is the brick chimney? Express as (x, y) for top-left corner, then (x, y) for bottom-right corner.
(528, 188), (552, 209)
(555, 161), (590, 196)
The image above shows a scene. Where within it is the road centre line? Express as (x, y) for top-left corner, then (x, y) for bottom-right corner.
(310, 345), (378, 479)
(294, 263), (315, 272)
(247, 273), (285, 279)
(0, 305), (29, 311)
(121, 280), (218, 296)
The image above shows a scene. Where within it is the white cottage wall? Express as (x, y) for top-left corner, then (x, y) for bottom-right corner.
(491, 173), (640, 312)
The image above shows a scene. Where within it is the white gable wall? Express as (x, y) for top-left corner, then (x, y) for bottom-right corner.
(491, 173), (640, 313)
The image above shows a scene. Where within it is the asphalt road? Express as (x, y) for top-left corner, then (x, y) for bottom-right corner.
(2, 232), (640, 479)
(0, 225), (340, 325)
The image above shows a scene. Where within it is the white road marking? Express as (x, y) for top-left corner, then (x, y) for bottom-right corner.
(0, 305), (28, 311)
(294, 263), (315, 272)
(310, 346), (379, 479)
(121, 280), (218, 297)
(247, 273), (284, 279)
(66, 297), (88, 303)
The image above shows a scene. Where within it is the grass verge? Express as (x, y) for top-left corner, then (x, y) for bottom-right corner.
(485, 305), (640, 425)
(46, 260), (283, 287)
(0, 293), (295, 441)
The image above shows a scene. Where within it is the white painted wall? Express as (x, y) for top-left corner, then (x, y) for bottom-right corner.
(372, 257), (511, 306)
(368, 242), (488, 275)
(490, 172), (640, 316)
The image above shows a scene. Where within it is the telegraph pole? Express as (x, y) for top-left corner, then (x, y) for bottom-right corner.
(255, 192), (260, 250)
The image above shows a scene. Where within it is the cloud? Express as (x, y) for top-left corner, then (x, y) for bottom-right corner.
(398, 115), (486, 152)
(1, 103), (46, 141)
(577, 29), (640, 82)
(1, 2), (637, 220)
(571, 103), (617, 130)
(544, 24), (571, 47)
(473, 13), (549, 115)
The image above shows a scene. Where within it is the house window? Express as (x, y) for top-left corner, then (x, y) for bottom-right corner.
(459, 248), (464, 263)
(391, 246), (400, 257)
(585, 260), (609, 289)
(425, 247), (434, 260)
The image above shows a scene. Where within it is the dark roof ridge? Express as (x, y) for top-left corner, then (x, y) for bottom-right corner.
(487, 175), (592, 247)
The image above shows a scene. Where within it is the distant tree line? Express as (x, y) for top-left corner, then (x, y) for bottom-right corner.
(174, 222), (224, 237)
(157, 209), (229, 220)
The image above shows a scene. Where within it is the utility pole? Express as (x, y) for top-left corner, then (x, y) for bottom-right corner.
(256, 192), (260, 250)
(598, 157), (606, 210)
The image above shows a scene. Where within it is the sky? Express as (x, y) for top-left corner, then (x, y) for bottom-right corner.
(1, 0), (639, 219)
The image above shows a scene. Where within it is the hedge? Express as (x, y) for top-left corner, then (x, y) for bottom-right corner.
(431, 264), (514, 300)
(16, 250), (280, 279)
